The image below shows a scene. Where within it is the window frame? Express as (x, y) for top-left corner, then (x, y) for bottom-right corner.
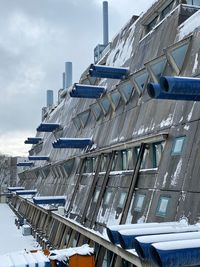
(97, 95), (111, 116)
(107, 89), (121, 111)
(90, 102), (102, 121)
(164, 36), (192, 75)
(72, 117), (82, 130)
(117, 79), (134, 104)
(131, 68), (149, 95)
(77, 109), (90, 128)
(145, 55), (168, 83)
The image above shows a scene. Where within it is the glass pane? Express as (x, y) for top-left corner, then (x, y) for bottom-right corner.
(122, 150), (128, 170)
(161, 1), (174, 20)
(118, 192), (127, 208)
(134, 194), (145, 211)
(193, 0), (200, 5)
(73, 117), (81, 129)
(156, 197), (170, 216)
(171, 43), (189, 70)
(148, 16), (158, 31)
(104, 191), (112, 205)
(172, 137), (185, 155)
(91, 103), (102, 120)
(151, 59), (167, 80)
(186, 0), (193, 4)
(93, 189), (100, 203)
(110, 91), (121, 108)
(101, 156), (108, 172)
(79, 111), (90, 126)
(134, 72), (149, 91)
(119, 80), (133, 103)
(100, 97), (110, 113)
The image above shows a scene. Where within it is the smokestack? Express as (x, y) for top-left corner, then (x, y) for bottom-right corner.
(103, 1), (109, 46)
(62, 72), (65, 90)
(65, 62), (72, 89)
(46, 90), (53, 107)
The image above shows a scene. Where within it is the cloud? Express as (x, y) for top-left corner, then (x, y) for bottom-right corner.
(0, 0), (155, 156)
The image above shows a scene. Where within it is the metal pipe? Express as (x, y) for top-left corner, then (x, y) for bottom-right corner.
(103, 1), (109, 45)
(62, 72), (65, 90)
(46, 90), (53, 107)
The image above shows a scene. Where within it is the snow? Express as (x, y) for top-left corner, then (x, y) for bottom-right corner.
(177, 9), (200, 41)
(187, 102), (196, 121)
(192, 53), (199, 74)
(136, 231), (200, 244)
(184, 125), (190, 131)
(152, 238), (200, 250)
(171, 159), (182, 186)
(49, 244), (94, 261)
(0, 204), (39, 255)
(119, 224), (199, 236)
(162, 172), (168, 187)
(160, 114), (173, 128)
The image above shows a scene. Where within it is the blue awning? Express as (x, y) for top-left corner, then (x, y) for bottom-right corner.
(70, 84), (106, 99)
(150, 239), (200, 267)
(89, 64), (129, 79)
(36, 123), (60, 132)
(24, 137), (42, 144)
(147, 76), (200, 101)
(33, 196), (66, 205)
(28, 156), (49, 161)
(52, 138), (93, 149)
(17, 162), (34, 167)
(7, 187), (25, 192)
(15, 190), (37, 196)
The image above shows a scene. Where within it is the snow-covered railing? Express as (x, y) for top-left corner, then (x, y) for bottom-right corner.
(147, 76), (200, 101)
(24, 137), (42, 145)
(89, 64), (129, 79)
(36, 123), (60, 132)
(70, 84), (106, 99)
(52, 138), (93, 149)
(33, 196), (66, 205)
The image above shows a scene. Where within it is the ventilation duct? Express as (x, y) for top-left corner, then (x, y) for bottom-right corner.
(28, 156), (49, 161)
(17, 162), (34, 167)
(15, 190), (37, 196)
(70, 84), (106, 99)
(89, 64), (129, 79)
(53, 138), (93, 149)
(36, 123), (60, 132)
(33, 196), (66, 205)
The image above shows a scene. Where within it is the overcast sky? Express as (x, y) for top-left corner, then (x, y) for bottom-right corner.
(0, 0), (156, 157)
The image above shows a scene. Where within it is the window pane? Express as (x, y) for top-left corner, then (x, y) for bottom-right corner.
(104, 191), (112, 205)
(171, 43), (189, 70)
(193, 0), (200, 5)
(134, 72), (149, 91)
(93, 189), (100, 203)
(171, 137), (185, 155)
(156, 196), (170, 216)
(91, 103), (102, 120)
(118, 80), (133, 103)
(100, 97), (110, 114)
(150, 59), (167, 81)
(134, 194), (145, 211)
(122, 150), (128, 170)
(148, 16), (158, 31)
(161, 1), (174, 20)
(118, 192), (127, 208)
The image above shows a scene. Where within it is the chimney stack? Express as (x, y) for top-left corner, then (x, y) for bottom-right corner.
(103, 1), (109, 46)
(65, 62), (72, 89)
(46, 90), (53, 107)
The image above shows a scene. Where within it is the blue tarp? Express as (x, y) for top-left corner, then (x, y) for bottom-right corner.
(70, 84), (106, 98)
(37, 123), (60, 132)
(89, 64), (129, 79)
(17, 162), (34, 167)
(52, 138), (93, 149)
(28, 156), (49, 161)
(33, 196), (66, 205)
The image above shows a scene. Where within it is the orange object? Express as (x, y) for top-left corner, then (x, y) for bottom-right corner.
(50, 260), (57, 267)
(43, 249), (50, 256)
(69, 254), (95, 267)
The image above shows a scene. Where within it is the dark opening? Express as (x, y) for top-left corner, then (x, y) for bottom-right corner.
(150, 246), (163, 267)
(147, 83), (156, 98)
(160, 77), (169, 92)
(135, 240), (145, 259)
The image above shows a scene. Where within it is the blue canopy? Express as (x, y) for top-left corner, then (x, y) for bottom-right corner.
(150, 239), (200, 267)
(89, 64), (129, 79)
(70, 84), (106, 99)
(24, 137), (42, 144)
(17, 162), (34, 167)
(7, 187), (25, 192)
(36, 123), (60, 132)
(52, 138), (93, 149)
(16, 190), (37, 196)
(28, 156), (49, 161)
(33, 196), (66, 205)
